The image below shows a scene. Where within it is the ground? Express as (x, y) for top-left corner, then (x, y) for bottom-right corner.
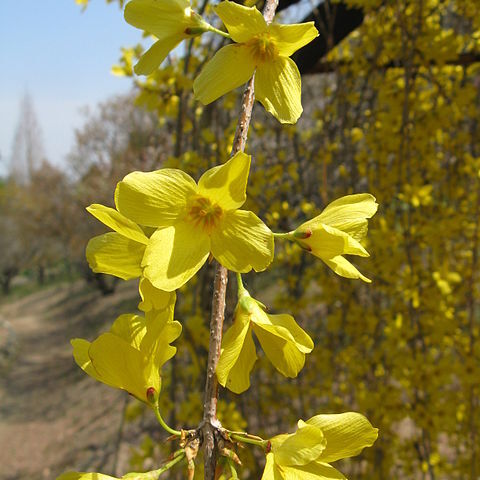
(0, 280), (143, 480)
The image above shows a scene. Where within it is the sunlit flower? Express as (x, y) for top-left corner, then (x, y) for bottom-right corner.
(71, 294), (180, 404)
(114, 152), (274, 291)
(262, 412), (378, 480)
(125, 0), (211, 75)
(217, 283), (313, 393)
(193, 0), (318, 123)
(292, 194), (378, 282)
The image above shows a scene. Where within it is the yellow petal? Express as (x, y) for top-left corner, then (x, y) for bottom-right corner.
(255, 57), (302, 124)
(215, 1), (267, 43)
(211, 210), (274, 272)
(115, 169), (197, 227)
(142, 315), (182, 368)
(57, 473), (118, 480)
(86, 204), (148, 244)
(124, 0), (190, 39)
(306, 412), (379, 463)
(134, 37), (182, 75)
(274, 424), (326, 466)
(261, 453), (284, 480)
(86, 233), (145, 281)
(138, 277), (176, 313)
(198, 152), (251, 210)
(71, 339), (102, 383)
(323, 255), (371, 283)
(281, 462), (346, 480)
(303, 223), (369, 259)
(142, 223), (210, 291)
(193, 44), (256, 105)
(110, 313), (146, 349)
(317, 194), (378, 242)
(269, 23), (319, 57)
(256, 313), (314, 354)
(217, 315), (257, 394)
(89, 333), (159, 403)
(252, 319), (309, 378)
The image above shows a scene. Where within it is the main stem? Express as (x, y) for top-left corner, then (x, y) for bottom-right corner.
(202, 1), (279, 478)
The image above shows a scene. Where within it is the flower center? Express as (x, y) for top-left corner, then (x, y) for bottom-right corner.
(187, 195), (223, 233)
(247, 33), (278, 64)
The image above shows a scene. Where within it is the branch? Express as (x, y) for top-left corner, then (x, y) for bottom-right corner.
(201, 1), (279, 479)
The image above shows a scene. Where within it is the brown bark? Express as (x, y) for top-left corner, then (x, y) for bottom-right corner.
(201, 1), (279, 478)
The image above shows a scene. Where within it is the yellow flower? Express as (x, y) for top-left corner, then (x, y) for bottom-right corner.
(71, 291), (181, 404)
(124, 0), (211, 75)
(57, 469), (170, 480)
(193, 0), (318, 124)
(262, 412), (379, 480)
(85, 203), (148, 280)
(292, 194), (378, 282)
(114, 152), (274, 291)
(217, 283), (313, 394)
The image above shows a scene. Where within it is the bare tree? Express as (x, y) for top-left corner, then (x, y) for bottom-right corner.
(9, 92), (45, 184)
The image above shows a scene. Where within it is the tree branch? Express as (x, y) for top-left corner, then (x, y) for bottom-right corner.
(201, 1), (279, 478)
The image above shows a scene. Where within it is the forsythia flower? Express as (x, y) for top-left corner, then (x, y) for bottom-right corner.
(217, 283), (313, 393)
(86, 203), (148, 280)
(71, 291), (180, 404)
(124, 0), (211, 75)
(291, 194), (378, 282)
(58, 469), (170, 479)
(114, 152), (274, 291)
(262, 412), (379, 480)
(193, 0), (318, 124)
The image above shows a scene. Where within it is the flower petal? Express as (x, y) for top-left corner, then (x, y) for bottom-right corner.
(109, 313), (146, 349)
(115, 169), (197, 227)
(217, 314), (256, 394)
(306, 412), (379, 463)
(252, 315), (305, 378)
(322, 255), (371, 283)
(269, 23), (319, 57)
(88, 332), (159, 403)
(198, 152), (251, 210)
(134, 37), (181, 75)
(142, 315), (182, 368)
(261, 453), (284, 480)
(274, 423), (326, 466)
(124, 0), (190, 39)
(215, 0), (267, 43)
(317, 194), (378, 242)
(138, 277), (176, 313)
(86, 233), (145, 280)
(255, 57), (302, 124)
(216, 309), (257, 393)
(302, 223), (369, 259)
(211, 210), (274, 272)
(86, 204), (148, 244)
(193, 44), (256, 105)
(142, 223), (210, 291)
(71, 339), (102, 382)
(254, 313), (313, 354)
(57, 473), (118, 480)
(282, 462), (346, 480)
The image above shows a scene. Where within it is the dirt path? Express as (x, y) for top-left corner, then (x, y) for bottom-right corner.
(0, 280), (140, 480)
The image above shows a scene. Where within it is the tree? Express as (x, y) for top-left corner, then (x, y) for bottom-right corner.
(9, 92), (45, 184)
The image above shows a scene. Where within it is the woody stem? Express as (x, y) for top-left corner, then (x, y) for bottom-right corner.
(202, 1), (279, 479)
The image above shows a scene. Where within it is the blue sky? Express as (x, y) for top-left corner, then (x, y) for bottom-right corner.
(0, 0), (143, 176)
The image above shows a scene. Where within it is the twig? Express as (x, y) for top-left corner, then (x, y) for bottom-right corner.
(201, 1), (279, 478)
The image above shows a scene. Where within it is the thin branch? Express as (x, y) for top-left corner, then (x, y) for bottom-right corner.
(201, 1), (279, 478)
